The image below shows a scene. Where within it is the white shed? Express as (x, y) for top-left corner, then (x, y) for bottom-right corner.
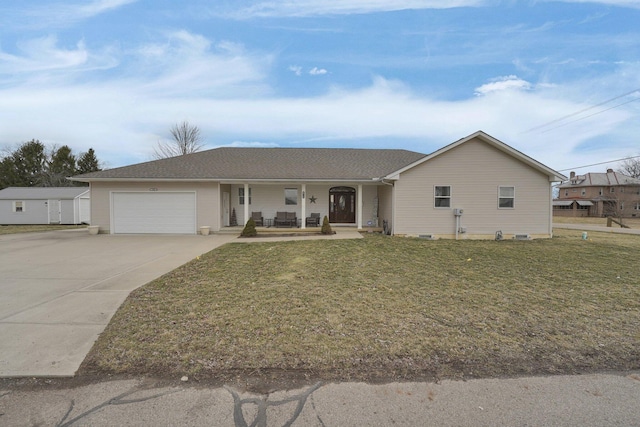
(0, 187), (90, 225)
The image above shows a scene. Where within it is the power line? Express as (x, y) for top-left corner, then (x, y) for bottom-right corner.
(523, 88), (640, 134)
(538, 97), (640, 134)
(558, 154), (640, 172)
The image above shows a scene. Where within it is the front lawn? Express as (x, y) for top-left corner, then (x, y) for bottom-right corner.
(82, 230), (640, 386)
(554, 216), (640, 228)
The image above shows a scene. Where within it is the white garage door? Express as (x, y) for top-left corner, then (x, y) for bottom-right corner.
(112, 192), (196, 234)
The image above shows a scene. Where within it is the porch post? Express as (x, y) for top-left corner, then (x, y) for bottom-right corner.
(301, 183), (306, 229)
(357, 184), (363, 229)
(244, 183), (249, 227)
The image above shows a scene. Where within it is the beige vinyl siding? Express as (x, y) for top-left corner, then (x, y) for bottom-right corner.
(378, 184), (393, 230)
(90, 181), (218, 233)
(358, 185), (375, 227)
(393, 137), (552, 238)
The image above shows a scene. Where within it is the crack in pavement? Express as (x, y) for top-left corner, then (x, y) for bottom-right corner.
(225, 382), (323, 427)
(55, 387), (181, 427)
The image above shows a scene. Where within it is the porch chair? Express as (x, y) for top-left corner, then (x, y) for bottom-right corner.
(274, 211), (288, 227)
(286, 211), (297, 227)
(251, 211), (263, 227)
(306, 212), (321, 227)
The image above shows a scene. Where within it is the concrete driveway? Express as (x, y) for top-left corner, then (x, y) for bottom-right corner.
(0, 229), (236, 377)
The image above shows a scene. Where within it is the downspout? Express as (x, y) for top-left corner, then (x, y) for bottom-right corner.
(549, 183), (553, 237)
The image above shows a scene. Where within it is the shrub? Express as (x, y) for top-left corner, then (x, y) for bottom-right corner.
(321, 215), (333, 235)
(241, 218), (257, 237)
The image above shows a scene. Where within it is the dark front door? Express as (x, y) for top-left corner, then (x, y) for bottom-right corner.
(329, 187), (356, 223)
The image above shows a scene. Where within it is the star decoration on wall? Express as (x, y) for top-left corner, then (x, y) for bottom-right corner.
(309, 195), (317, 203)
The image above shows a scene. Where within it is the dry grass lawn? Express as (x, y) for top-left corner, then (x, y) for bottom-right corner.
(554, 216), (640, 228)
(82, 229), (640, 387)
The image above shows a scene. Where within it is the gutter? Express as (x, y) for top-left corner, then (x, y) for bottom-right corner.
(68, 177), (387, 184)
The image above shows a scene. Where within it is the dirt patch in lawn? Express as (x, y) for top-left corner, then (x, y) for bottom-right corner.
(80, 230), (640, 391)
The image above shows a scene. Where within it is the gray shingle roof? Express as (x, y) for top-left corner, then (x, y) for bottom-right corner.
(0, 187), (89, 200)
(72, 147), (427, 181)
(557, 171), (640, 188)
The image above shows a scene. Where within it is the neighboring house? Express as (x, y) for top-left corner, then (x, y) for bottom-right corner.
(554, 170), (640, 218)
(0, 187), (90, 225)
(70, 131), (565, 239)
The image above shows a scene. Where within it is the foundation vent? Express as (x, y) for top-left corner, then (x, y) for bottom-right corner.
(514, 234), (531, 240)
(418, 234), (436, 240)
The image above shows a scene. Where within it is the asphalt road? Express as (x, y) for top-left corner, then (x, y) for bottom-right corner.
(2, 372), (639, 426)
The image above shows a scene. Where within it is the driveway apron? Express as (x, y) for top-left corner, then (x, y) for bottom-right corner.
(0, 229), (236, 377)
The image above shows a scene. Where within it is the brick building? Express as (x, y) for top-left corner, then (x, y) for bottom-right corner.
(554, 169), (640, 218)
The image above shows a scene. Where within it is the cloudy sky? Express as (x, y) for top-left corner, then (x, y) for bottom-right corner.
(1, 0), (639, 173)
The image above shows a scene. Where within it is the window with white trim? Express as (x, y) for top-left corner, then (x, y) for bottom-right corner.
(239, 188), (251, 205)
(581, 189), (586, 196)
(434, 186), (451, 208)
(634, 202), (640, 211)
(13, 201), (24, 213)
(498, 186), (515, 209)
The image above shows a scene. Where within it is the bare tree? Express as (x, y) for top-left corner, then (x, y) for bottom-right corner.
(153, 121), (204, 159)
(617, 156), (640, 179)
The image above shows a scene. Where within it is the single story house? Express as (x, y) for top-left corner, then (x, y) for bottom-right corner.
(70, 131), (566, 239)
(0, 187), (90, 225)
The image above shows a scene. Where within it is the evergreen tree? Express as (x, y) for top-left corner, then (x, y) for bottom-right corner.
(0, 140), (102, 189)
(1, 139), (47, 188)
(44, 145), (77, 186)
(321, 215), (333, 235)
(77, 148), (101, 174)
(241, 218), (257, 237)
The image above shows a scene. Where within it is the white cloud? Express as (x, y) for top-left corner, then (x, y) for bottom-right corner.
(309, 67), (328, 75)
(0, 31), (638, 174)
(76, 0), (138, 18)
(0, 36), (87, 74)
(553, 0), (640, 8)
(2, 0), (138, 30)
(130, 31), (272, 97)
(289, 65), (303, 76)
(475, 76), (532, 96)
(3, 71), (632, 171)
(218, 141), (280, 148)
(220, 0), (640, 19)
(0, 36), (118, 81)
(229, 0), (488, 18)
(288, 66), (327, 76)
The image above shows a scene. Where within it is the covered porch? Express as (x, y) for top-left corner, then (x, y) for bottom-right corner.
(218, 182), (391, 231)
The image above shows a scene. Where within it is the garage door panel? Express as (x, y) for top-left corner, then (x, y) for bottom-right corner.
(112, 192), (196, 234)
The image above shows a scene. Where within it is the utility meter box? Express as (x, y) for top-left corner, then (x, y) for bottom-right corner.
(453, 208), (464, 216)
